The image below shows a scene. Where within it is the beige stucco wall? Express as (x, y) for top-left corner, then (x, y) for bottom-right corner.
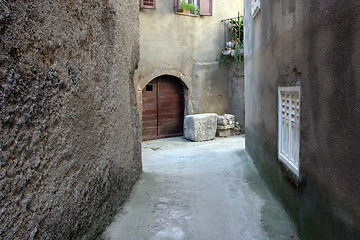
(135, 0), (243, 116)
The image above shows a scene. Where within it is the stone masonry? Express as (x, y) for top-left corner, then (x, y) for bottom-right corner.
(184, 113), (218, 142)
(0, 1), (141, 239)
(216, 114), (235, 137)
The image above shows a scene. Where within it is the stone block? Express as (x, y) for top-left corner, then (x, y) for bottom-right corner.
(216, 114), (235, 137)
(223, 114), (235, 125)
(184, 113), (218, 141)
(216, 129), (232, 137)
(217, 124), (235, 130)
(217, 116), (228, 126)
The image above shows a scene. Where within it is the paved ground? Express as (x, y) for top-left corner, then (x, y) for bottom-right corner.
(102, 135), (300, 240)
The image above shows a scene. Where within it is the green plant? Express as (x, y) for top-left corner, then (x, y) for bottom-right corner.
(230, 15), (244, 46)
(218, 53), (231, 66)
(218, 13), (244, 69)
(180, 0), (199, 15)
(218, 45), (243, 69)
(234, 44), (243, 68)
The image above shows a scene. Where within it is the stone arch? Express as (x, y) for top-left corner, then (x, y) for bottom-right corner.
(136, 69), (191, 93)
(135, 68), (194, 116)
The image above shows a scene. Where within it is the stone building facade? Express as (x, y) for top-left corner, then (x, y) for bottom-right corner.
(136, 0), (244, 139)
(244, 0), (360, 239)
(0, 1), (141, 239)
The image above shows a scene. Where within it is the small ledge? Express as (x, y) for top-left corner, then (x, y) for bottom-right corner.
(221, 48), (244, 56)
(222, 50), (232, 56)
(175, 12), (199, 17)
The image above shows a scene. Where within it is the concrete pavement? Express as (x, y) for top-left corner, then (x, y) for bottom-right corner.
(102, 135), (299, 240)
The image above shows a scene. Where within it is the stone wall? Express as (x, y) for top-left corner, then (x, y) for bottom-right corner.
(0, 0), (141, 239)
(244, 0), (360, 239)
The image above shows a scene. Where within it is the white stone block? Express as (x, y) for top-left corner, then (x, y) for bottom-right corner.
(223, 114), (235, 125)
(216, 129), (232, 137)
(217, 116), (228, 126)
(184, 113), (218, 142)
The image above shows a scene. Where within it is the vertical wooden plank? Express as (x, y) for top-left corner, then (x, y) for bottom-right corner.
(157, 76), (184, 138)
(142, 79), (158, 140)
(142, 76), (185, 140)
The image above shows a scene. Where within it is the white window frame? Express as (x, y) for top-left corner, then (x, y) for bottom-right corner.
(278, 86), (300, 178)
(187, 0), (198, 13)
(186, 0), (198, 7)
(251, 0), (260, 18)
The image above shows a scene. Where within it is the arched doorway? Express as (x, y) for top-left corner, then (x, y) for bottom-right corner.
(142, 75), (185, 141)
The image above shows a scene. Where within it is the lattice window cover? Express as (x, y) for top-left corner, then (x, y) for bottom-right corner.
(140, 0), (156, 9)
(251, 0), (260, 17)
(278, 86), (300, 177)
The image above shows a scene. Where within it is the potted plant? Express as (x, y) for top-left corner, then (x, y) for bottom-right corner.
(230, 15), (244, 47)
(179, 0), (199, 15)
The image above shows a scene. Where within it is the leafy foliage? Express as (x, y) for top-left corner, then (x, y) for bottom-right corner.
(218, 13), (244, 69)
(180, 0), (199, 15)
(218, 53), (231, 66)
(230, 16), (244, 45)
(234, 44), (243, 68)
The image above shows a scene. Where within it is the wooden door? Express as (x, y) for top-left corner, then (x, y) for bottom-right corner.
(142, 79), (158, 140)
(142, 76), (184, 141)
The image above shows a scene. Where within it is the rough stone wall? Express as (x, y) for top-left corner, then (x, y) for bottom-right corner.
(244, 0), (360, 239)
(0, 1), (141, 239)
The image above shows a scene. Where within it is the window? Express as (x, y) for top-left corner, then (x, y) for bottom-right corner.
(251, 0), (260, 17)
(146, 85), (153, 91)
(140, 0), (156, 10)
(278, 86), (300, 178)
(174, 0), (212, 16)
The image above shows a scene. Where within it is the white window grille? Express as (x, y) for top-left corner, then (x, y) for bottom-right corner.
(278, 86), (300, 177)
(251, 0), (260, 18)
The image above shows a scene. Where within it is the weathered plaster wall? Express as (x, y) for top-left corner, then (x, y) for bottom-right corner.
(135, 0), (243, 116)
(229, 61), (245, 129)
(244, 0), (360, 239)
(192, 62), (229, 114)
(0, 1), (141, 239)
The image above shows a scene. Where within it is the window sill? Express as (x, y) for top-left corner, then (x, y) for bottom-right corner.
(175, 12), (199, 17)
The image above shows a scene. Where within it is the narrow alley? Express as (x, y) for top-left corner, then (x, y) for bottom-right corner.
(103, 136), (299, 240)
